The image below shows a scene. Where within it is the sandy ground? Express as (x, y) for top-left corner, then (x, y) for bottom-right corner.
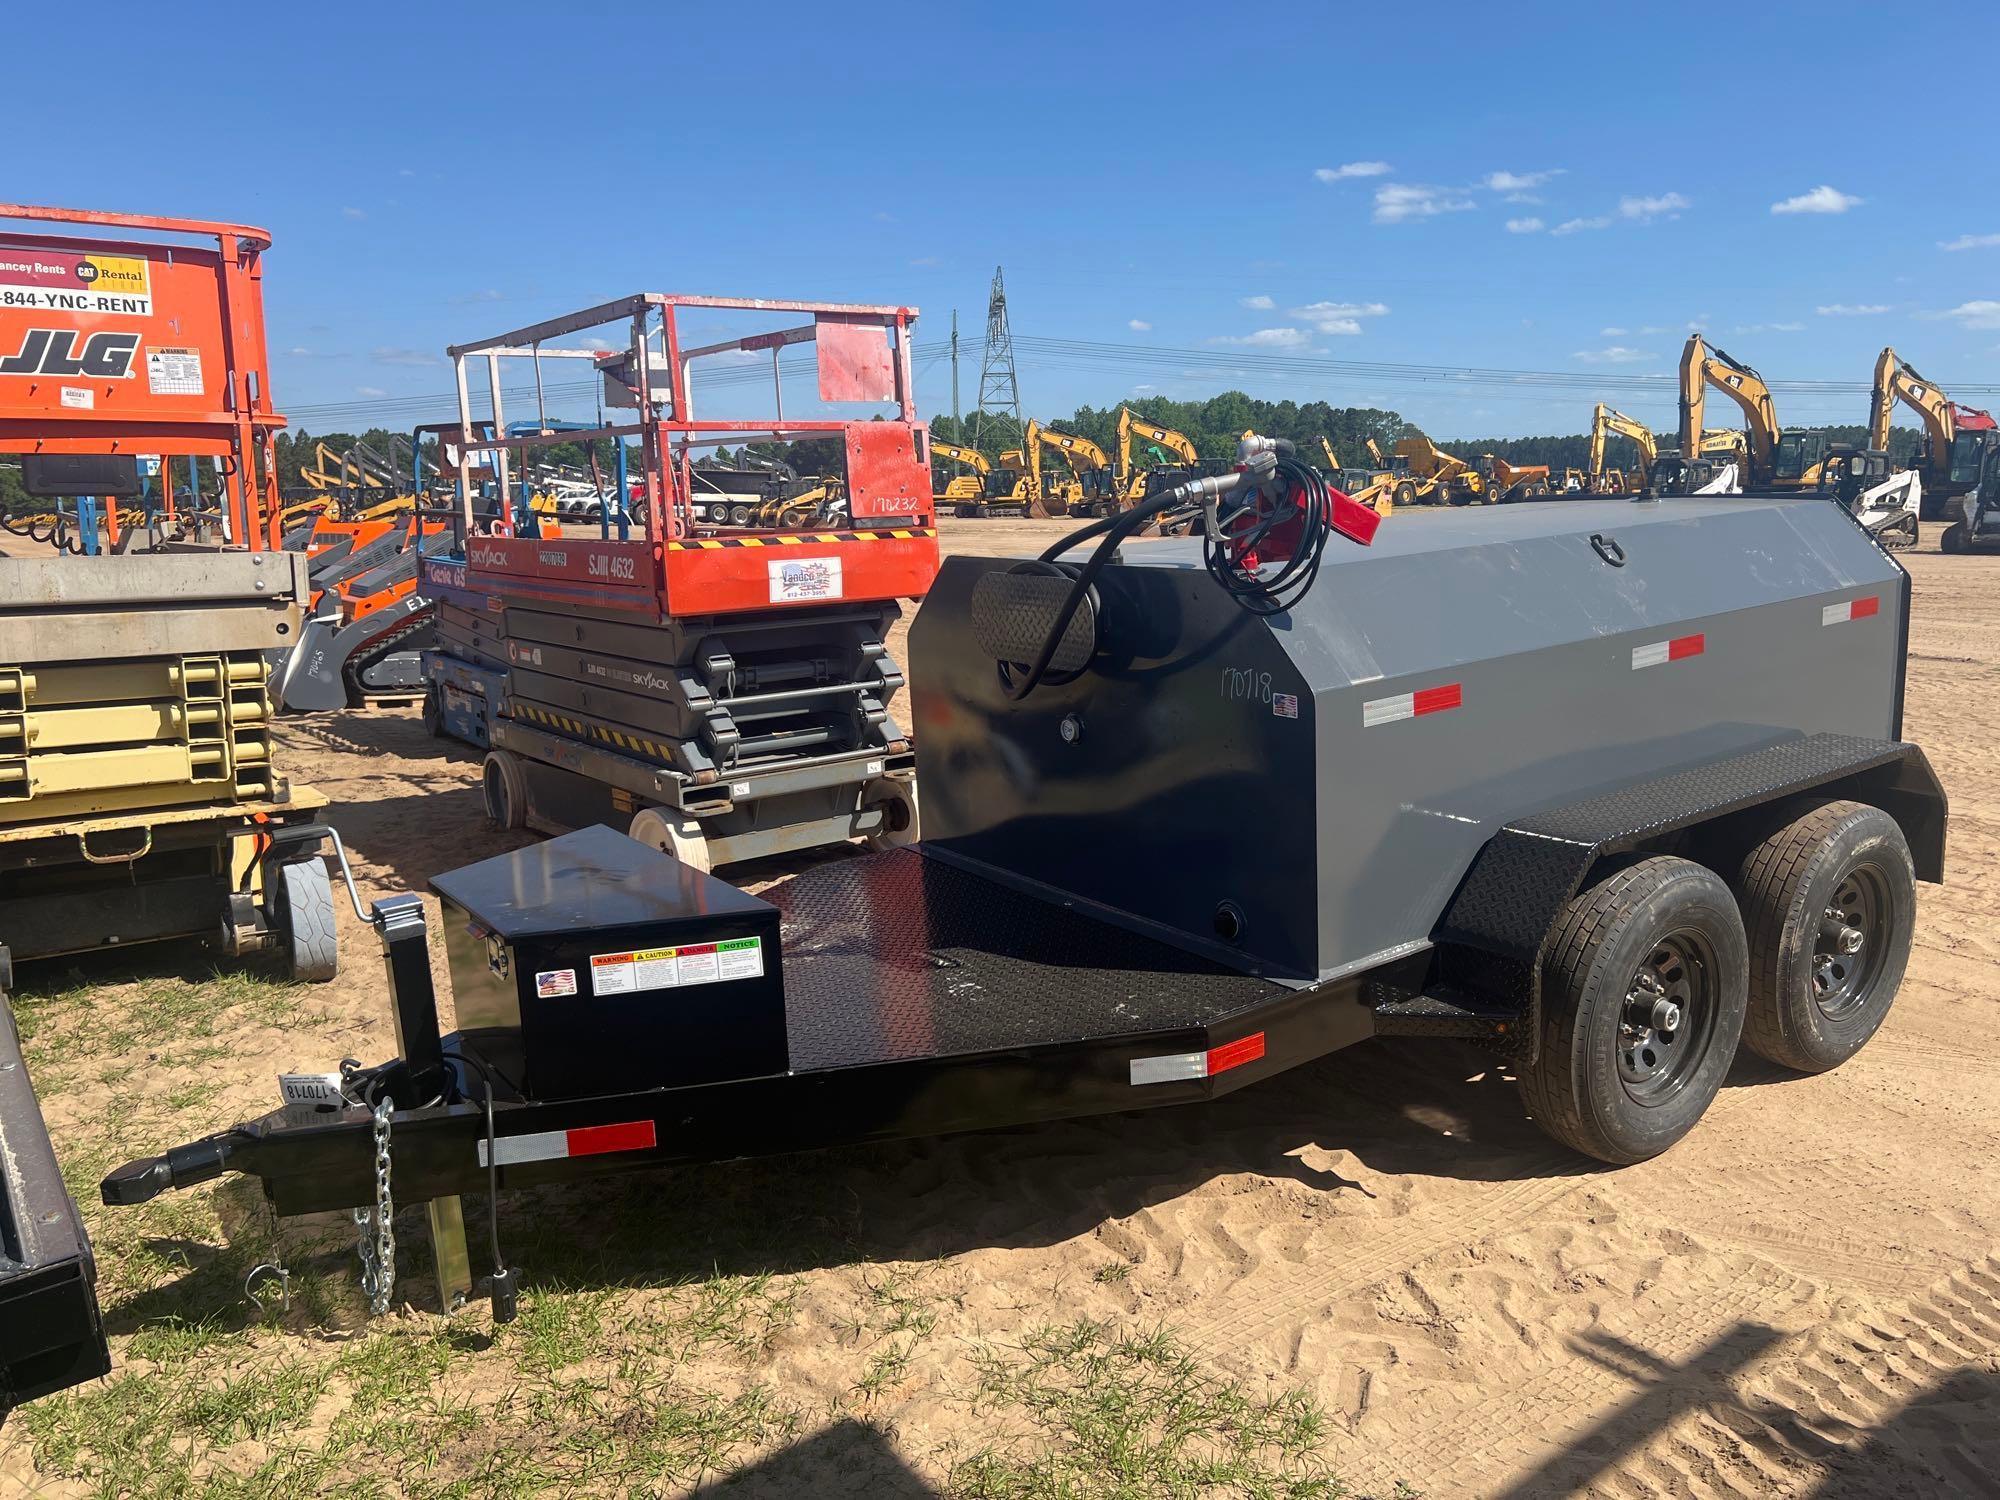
(5, 511), (1998, 1497)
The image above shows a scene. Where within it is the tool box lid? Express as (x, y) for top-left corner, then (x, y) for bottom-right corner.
(429, 825), (773, 942)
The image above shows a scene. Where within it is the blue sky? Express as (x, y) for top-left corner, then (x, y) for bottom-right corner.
(12, 0), (1996, 439)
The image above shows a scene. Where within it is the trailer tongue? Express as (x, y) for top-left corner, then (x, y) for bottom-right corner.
(2, 462), (1948, 1415)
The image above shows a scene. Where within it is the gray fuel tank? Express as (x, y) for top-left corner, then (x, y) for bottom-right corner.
(910, 497), (1906, 984)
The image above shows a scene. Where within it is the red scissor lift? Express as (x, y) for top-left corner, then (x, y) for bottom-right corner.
(423, 294), (938, 869)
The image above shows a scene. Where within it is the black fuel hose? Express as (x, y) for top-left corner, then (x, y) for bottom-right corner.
(1004, 442), (1335, 696)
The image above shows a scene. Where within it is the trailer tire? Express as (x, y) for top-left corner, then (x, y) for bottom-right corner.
(1520, 856), (1747, 1164)
(628, 807), (713, 873)
(279, 859), (340, 983)
(1446, 488), (1472, 507)
(482, 749), (529, 831)
(1734, 800), (1914, 1074)
(1940, 521), (1968, 554)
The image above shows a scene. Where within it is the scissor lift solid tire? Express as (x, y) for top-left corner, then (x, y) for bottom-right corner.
(628, 807), (713, 873)
(280, 859), (339, 983)
(482, 749), (529, 831)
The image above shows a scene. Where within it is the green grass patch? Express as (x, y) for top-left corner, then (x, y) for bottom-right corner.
(951, 1319), (1342, 1499)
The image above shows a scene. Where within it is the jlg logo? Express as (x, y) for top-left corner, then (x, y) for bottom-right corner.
(0, 328), (140, 378)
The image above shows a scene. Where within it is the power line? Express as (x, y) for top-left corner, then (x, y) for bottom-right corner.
(279, 331), (2000, 431)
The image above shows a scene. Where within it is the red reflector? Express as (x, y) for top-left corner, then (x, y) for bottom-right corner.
(1668, 633), (1706, 661)
(1412, 683), (1463, 716)
(1206, 1032), (1267, 1076)
(1851, 596), (1880, 619)
(565, 1120), (657, 1158)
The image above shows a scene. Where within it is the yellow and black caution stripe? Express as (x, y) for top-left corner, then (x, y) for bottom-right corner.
(665, 527), (937, 552)
(514, 702), (672, 762)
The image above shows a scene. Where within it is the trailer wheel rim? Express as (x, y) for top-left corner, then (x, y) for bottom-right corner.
(1813, 861), (1891, 1022)
(1618, 930), (1716, 1105)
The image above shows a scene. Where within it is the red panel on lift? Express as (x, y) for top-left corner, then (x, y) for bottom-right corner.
(662, 533), (938, 615)
(816, 314), (895, 403)
(845, 421), (930, 521)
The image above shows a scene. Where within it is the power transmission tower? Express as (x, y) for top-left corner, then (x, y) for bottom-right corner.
(972, 266), (1023, 448)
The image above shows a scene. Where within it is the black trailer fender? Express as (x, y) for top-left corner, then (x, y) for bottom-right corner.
(1431, 733), (1946, 1051)
(0, 959), (110, 1423)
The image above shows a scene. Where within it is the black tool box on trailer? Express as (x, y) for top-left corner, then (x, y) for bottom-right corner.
(433, 826), (787, 1100)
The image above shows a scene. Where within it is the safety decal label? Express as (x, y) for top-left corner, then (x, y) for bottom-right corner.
(58, 386), (92, 409)
(769, 555), (843, 603)
(589, 936), (764, 996)
(1631, 632), (1705, 670)
(0, 240), (152, 316)
(1362, 682), (1461, 727)
(535, 968), (578, 999)
(145, 346), (203, 396)
(1821, 596), (1880, 627)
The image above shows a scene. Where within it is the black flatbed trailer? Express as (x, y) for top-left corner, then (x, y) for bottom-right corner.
(104, 840), (1367, 1224)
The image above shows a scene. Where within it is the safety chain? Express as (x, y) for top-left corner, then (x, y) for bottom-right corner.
(352, 1097), (397, 1316)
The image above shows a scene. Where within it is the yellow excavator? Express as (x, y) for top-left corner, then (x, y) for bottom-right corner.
(929, 438), (991, 509)
(1869, 347), (1999, 521)
(1036, 426), (1112, 516)
(1113, 408), (1203, 510)
(1589, 404), (1657, 493)
(1678, 334), (1825, 492)
(967, 420), (1063, 518)
(1318, 438), (1396, 517)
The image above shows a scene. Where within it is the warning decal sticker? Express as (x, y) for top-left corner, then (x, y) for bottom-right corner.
(146, 346), (203, 396)
(589, 937), (765, 996)
(0, 240), (152, 316)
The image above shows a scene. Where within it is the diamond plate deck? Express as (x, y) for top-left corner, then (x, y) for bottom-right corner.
(768, 850), (1282, 1071)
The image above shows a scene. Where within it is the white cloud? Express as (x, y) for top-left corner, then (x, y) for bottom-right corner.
(1239, 295), (1275, 310)
(341, 206), (366, 220)
(1210, 327), (1316, 349)
(1484, 169), (1563, 193)
(1132, 384), (1155, 392)
(1938, 300), (2000, 330)
(1600, 326), (1628, 337)
(1505, 217), (1545, 234)
(1732, 321), (1805, 334)
(1290, 299), (1388, 329)
(1316, 161), (1392, 182)
(1815, 303), (1891, 316)
(908, 256), (940, 267)
(1573, 346), (1652, 364)
(1127, 319), (1153, 332)
(355, 385), (388, 397)
(1373, 183), (1475, 223)
(371, 346), (439, 366)
(569, 336), (617, 352)
(1619, 192), (1690, 222)
(1772, 185), (1862, 215)
(1940, 233), (2000, 252)
(1552, 215), (1612, 236)
(397, 168), (416, 178)
(285, 346), (315, 357)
